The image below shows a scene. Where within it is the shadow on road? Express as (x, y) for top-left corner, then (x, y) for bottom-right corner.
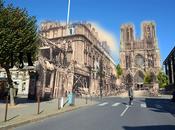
(123, 125), (175, 130)
(7, 115), (20, 121)
(145, 98), (175, 117)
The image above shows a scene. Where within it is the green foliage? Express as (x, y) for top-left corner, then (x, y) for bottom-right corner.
(115, 64), (123, 78)
(0, 2), (39, 67)
(157, 70), (169, 88)
(144, 71), (151, 84)
(0, 1), (39, 105)
(0, 0), (3, 10)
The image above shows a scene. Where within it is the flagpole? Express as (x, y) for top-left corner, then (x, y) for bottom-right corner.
(67, 0), (71, 26)
(60, 0), (71, 109)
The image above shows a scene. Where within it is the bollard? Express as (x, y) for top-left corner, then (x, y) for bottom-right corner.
(91, 96), (92, 102)
(58, 97), (60, 110)
(60, 97), (64, 109)
(37, 96), (40, 114)
(4, 96), (8, 122)
(86, 96), (88, 104)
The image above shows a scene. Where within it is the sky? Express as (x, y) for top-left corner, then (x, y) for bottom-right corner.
(5, 0), (175, 64)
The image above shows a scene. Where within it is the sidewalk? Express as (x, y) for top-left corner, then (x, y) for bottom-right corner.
(0, 97), (97, 130)
(115, 90), (173, 99)
(114, 90), (149, 97)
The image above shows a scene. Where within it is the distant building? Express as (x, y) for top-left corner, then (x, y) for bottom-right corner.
(0, 66), (31, 96)
(120, 21), (161, 90)
(163, 46), (175, 87)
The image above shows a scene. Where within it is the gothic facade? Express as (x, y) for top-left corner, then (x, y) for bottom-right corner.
(120, 21), (161, 90)
(32, 21), (117, 99)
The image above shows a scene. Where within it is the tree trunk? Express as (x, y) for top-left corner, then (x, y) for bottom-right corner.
(4, 67), (15, 106)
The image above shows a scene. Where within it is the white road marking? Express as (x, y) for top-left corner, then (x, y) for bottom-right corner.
(112, 102), (120, 107)
(98, 102), (108, 106)
(141, 103), (147, 108)
(120, 105), (130, 117)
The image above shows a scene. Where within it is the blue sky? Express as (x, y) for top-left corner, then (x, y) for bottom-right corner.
(5, 0), (175, 64)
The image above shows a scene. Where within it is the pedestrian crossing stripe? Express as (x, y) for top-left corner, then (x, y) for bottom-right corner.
(112, 103), (120, 107)
(98, 102), (108, 106)
(98, 102), (147, 108)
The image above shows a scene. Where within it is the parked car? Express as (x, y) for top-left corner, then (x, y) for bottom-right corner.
(171, 91), (175, 102)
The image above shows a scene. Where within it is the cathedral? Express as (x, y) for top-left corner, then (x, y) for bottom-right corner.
(120, 21), (161, 90)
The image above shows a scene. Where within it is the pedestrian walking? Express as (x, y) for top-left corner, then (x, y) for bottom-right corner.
(128, 87), (134, 105)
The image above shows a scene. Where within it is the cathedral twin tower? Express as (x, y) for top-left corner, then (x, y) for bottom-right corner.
(119, 21), (161, 89)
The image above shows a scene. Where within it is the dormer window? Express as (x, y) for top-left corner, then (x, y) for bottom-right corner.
(69, 26), (75, 35)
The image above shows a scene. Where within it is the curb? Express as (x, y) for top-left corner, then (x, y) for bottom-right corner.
(0, 102), (96, 130)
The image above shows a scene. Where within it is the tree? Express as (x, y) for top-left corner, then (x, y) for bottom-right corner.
(0, 1), (38, 105)
(157, 70), (168, 88)
(115, 64), (123, 79)
(0, 0), (3, 10)
(144, 71), (151, 84)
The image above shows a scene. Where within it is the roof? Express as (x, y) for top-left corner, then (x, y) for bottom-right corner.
(163, 46), (175, 64)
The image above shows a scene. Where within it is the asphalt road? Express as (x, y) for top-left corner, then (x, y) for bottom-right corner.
(14, 97), (175, 130)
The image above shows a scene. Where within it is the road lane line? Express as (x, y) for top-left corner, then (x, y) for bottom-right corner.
(98, 102), (108, 106)
(140, 103), (146, 108)
(120, 105), (130, 117)
(112, 103), (120, 107)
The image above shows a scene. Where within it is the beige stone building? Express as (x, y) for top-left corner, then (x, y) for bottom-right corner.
(120, 21), (161, 90)
(32, 21), (117, 99)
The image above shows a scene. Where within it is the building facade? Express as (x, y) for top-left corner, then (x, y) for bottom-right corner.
(31, 21), (117, 99)
(120, 21), (161, 90)
(163, 46), (175, 88)
(0, 66), (31, 96)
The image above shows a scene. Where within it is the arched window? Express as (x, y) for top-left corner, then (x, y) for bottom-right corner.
(126, 28), (130, 41)
(126, 55), (131, 69)
(125, 74), (133, 85)
(134, 71), (144, 83)
(135, 54), (144, 67)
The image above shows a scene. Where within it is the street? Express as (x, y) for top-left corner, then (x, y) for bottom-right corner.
(14, 97), (175, 130)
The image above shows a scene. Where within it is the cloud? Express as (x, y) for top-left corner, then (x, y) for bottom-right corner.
(91, 22), (119, 60)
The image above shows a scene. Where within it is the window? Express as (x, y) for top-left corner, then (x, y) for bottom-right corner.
(126, 55), (131, 69)
(54, 30), (58, 37)
(148, 54), (154, 67)
(93, 73), (95, 79)
(3, 73), (6, 77)
(16, 72), (19, 78)
(126, 28), (130, 41)
(69, 27), (75, 35)
(22, 82), (26, 91)
(135, 54), (144, 67)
